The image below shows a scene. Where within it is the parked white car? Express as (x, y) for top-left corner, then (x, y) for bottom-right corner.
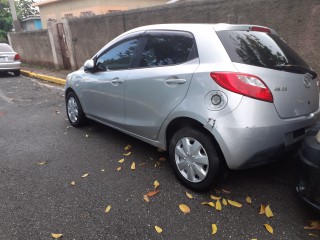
(0, 43), (21, 76)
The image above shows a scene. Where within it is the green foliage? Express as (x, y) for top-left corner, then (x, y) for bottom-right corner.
(0, 0), (39, 42)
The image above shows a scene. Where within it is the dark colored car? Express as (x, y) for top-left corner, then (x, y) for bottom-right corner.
(296, 123), (320, 211)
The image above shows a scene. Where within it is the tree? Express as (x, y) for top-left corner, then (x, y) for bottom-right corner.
(0, 0), (39, 42)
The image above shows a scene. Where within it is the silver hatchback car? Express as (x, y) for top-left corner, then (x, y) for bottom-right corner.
(65, 24), (320, 191)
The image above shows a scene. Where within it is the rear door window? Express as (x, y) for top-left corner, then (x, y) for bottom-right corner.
(138, 31), (197, 68)
(217, 30), (309, 70)
(0, 44), (13, 52)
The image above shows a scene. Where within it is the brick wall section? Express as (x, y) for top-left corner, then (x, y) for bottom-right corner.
(8, 0), (320, 74)
(9, 30), (54, 68)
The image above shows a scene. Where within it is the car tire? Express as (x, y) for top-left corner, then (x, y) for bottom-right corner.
(169, 127), (221, 191)
(13, 70), (20, 77)
(66, 91), (86, 127)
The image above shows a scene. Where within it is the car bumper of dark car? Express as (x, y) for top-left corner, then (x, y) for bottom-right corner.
(296, 132), (320, 212)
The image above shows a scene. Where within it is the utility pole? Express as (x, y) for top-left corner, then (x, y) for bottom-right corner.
(8, 0), (22, 32)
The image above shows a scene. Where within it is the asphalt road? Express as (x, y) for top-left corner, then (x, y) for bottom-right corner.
(0, 73), (319, 240)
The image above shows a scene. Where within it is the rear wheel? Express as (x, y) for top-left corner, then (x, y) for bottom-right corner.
(169, 127), (221, 191)
(13, 70), (20, 77)
(66, 91), (86, 127)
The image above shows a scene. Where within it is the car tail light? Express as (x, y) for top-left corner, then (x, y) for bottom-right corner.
(210, 72), (273, 103)
(250, 26), (271, 33)
(14, 54), (20, 60)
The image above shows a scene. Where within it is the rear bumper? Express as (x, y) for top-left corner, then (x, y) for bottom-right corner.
(213, 97), (320, 169)
(0, 62), (21, 71)
(296, 135), (320, 212)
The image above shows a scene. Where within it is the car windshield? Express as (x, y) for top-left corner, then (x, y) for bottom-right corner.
(0, 44), (13, 52)
(217, 30), (310, 71)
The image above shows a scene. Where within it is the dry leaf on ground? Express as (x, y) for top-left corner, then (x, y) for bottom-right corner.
(265, 205), (274, 217)
(210, 195), (221, 200)
(154, 180), (160, 189)
(212, 224), (217, 235)
(139, 163), (147, 166)
(143, 195), (150, 202)
(85, 134), (89, 138)
(123, 152), (131, 156)
(51, 233), (63, 239)
(81, 173), (89, 178)
(145, 190), (160, 197)
(36, 162), (47, 165)
(222, 199), (228, 206)
(179, 204), (190, 214)
(246, 196), (252, 204)
(70, 181), (76, 186)
(308, 233), (319, 237)
(305, 221), (320, 230)
(124, 145), (131, 151)
(215, 199), (222, 211)
(259, 204), (266, 214)
(118, 158), (125, 163)
(201, 202), (215, 207)
(227, 199), (242, 208)
(186, 192), (194, 199)
(101, 169), (105, 172)
(117, 167), (122, 171)
(222, 189), (231, 194)
(131, 162), (136, 170)
(264, 224), (274, 234)
(155, 226), (163, 233)
(105, 205), (111, 213)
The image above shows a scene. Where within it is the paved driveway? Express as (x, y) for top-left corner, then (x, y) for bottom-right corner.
(0, 73), (319, 239)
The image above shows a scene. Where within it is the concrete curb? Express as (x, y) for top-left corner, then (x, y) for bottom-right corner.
(21, 70), (66, 86)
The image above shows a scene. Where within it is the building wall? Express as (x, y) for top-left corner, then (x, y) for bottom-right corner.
(9, 30), (54, 68)
(37, 0), (168, 28)
(9, 0), (320, 74)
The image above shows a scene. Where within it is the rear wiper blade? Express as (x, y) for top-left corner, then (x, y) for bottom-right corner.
(273, 65), (317, 78)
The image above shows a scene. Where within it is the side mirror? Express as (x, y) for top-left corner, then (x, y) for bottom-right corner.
(84, 59), (95, 72)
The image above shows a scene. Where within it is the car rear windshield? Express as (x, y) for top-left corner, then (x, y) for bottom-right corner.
(217, 30), (309, 70)
(0, 44), (13, 52)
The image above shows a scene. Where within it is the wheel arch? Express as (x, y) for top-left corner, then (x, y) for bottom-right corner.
(165, 117), (227, 168)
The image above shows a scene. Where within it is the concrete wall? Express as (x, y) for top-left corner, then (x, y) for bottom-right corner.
(9, 0), (320, 74)
(8, 30), (55, 68)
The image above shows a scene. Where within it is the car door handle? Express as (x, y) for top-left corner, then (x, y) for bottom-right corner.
(165, 79), (187, 84)
(111, 78), (124, 85)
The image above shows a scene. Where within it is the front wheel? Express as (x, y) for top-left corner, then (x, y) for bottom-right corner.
(66, 91), (86, 127)
(169, 127), (221, 191)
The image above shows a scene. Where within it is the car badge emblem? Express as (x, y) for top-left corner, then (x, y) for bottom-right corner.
(303, 75), (312, 88)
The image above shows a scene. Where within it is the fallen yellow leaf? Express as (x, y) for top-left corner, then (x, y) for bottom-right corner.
(265, 205), (274, 217)
(51, 233), (63, 239)
(145, 190), (160, 197)
(131, 162), (136, 170)
(155, 226), (163, 233)
(222, 198), (228, 206)
(186, 192), (194, 199)
(222, 189), (231, 194)
(118, 158), (125, 163)
(123, 152), (131, 156)
(124, 145), (131, 151)
(310, 221), (320, 227)
(159, 157), (166, 161)
(201, 202), (215, 207)
(154, 180), (160, 189)
(227, 199), (242, 208)
(143, 195), (150, 202)
(70, 181), (76, 186)
(309, 233), (319, 237)
(139, 163), (147, 166)
(212, 224), (217, 235)
(259, 204), (266, 214)
(179, 204), (190, 214)
(246, 196), (252, 204)
(36, 162), (47, 165)
(264, 224), (274, 234)
(105, 205), (111, 213)
(81, 173), (89, 178)
(117, 167), (122, 171)
(215, 199), (222, 211)
(210, 195), (221, 200)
